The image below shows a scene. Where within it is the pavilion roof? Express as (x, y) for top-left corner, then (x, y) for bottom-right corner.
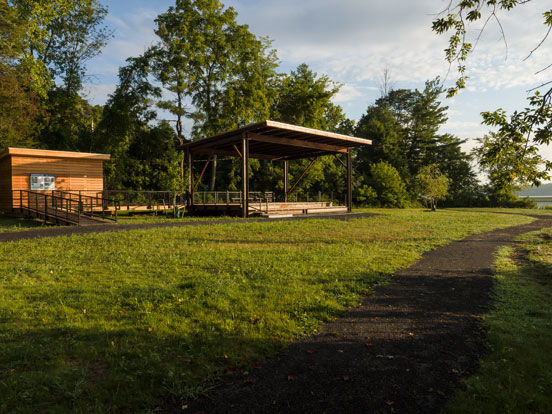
(180, 120), (372, 160)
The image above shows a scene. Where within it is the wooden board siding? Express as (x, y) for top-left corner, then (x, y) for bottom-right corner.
(8, 155), (105, 210)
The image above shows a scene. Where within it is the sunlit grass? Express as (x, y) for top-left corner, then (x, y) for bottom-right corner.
(0, 209), (535, 413)
(446, 228), (552, 414)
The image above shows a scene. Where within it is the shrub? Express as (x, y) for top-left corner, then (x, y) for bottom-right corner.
(366, 162), (409, 207)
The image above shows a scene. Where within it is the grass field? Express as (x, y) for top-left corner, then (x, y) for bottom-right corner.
(446, 227), (552, 414)
(0, 209), (536, 413)
(0, 214), (51, 232)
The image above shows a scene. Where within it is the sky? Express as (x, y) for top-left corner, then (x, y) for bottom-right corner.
(83, 0), (552, 162)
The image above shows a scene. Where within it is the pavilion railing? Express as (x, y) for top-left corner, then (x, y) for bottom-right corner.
(192, 191), (346, 205)
(98, 190), (187, 211)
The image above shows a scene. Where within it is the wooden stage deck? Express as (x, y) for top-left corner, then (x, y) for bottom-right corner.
(189, 201), (347, 217)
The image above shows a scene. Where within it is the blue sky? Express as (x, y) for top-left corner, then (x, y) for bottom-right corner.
(83, 0), (551, 161)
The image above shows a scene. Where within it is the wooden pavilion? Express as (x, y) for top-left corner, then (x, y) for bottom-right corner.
(181, 120), (372, 217)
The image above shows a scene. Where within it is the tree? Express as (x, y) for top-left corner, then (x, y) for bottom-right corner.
(355, 104), (407, 179)
(266, 64), (353, 199)
(94, 57), (162, 189)
(0, 0), (41, 148)
(362, 162), (409, 208)
(432, 1), (552, 187)
(416, 165), (450, 211)
(355, 79), (476, 204)
(151, 0), (279, 189)
(12, 0), (111, 94)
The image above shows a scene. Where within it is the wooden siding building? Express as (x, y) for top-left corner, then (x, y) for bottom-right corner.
(0, 148), (110, 212)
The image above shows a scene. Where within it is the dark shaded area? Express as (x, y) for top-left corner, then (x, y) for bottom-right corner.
(0, 212), (375, 243)
(184, 216), (552, 414)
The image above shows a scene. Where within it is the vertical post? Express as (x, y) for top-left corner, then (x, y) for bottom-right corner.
(242, 134), (249, 218)
(284, 160), (288, 203)
(187, 150), (193, 211)
(347, 148), (352, 213)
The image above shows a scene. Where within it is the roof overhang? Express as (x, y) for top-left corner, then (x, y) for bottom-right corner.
(0, 147), (111, 161)
(180, 120), (371, 160)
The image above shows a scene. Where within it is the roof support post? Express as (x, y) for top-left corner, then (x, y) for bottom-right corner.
(347, 148), (352, 213)
(284, 160), (288, 202)
(242, 134), (249, 218)
(187, 150), (193, 211)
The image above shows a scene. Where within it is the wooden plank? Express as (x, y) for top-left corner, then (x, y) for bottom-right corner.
(2, 147), (110, 160)
(190, 147), (277, 160)
(247, 132), (348, 153)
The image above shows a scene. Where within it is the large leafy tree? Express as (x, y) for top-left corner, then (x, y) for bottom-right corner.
(0, 0), (40, 148)
(262, 64), (353, 199)
(94, 56), (169, 190)
(432, 1), (552, 187)
(11, 0), (111, 94)
(150, 0), (279, 189)
(1, 0), (110, 151)
(355, 79), (475, 204)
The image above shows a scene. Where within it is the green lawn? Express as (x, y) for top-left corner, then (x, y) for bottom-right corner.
(446, 227), (552, 414)
(0, 209), (535, 413)
(0, 213), (51, 232)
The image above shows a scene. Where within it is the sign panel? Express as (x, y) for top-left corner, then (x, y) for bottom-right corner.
(30, 174), (56, 191)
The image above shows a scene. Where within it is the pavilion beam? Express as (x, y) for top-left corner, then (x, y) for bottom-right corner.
(192, 155), (212, 192)
(287, 158), (317, 196)
(284, 160), (288, 202)
(247, 133), (348, 153)
(347, 148), (352, 213)
(242, 134), (249, 218)
(333, 153), (347, 169)
(193, 148), (276, 160)
(273, 151), (338, 161)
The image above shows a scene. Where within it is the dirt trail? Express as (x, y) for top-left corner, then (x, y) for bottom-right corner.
(186, 216), (552, 414)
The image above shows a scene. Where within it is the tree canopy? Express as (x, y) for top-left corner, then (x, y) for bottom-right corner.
(433, 1), (552, 188)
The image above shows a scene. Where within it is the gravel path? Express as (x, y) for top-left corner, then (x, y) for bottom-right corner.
(185, 215), (552, 414)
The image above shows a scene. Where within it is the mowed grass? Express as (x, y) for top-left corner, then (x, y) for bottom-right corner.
(446, 227), (552, 414)
(0, 214), (51, 232)
(0, 209), (534, 413)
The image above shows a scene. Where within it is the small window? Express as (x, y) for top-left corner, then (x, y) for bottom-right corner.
(30, 174), (56, 190)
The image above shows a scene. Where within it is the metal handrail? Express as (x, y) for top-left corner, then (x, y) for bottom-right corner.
(15, 190), (120, 224)
(51, 189), (120, 221)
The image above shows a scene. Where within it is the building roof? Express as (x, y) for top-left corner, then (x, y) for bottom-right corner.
(180, 120), (372, 160)
(0, 147), (111, 161)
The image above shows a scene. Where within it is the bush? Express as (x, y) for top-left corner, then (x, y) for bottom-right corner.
(361, 162), (409, 207)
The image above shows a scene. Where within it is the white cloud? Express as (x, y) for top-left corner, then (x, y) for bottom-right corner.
(81, 83), (117, 105)
(333, 84), (365, 103)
